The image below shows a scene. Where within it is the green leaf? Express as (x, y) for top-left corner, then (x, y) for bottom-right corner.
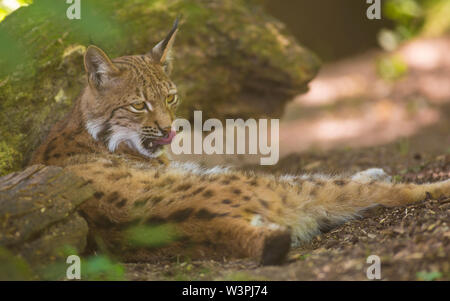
(82, 255), (125, 281)
(0, 247), (34, 280)
(416, 271), (442, 281)
(125, 224), (179, 248)
(376, 55), (408, 81)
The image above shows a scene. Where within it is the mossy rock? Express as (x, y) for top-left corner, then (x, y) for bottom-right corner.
(0, 0), (320, 175)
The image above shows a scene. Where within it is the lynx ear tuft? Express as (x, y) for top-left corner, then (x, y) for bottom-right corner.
(149, 18), (179, 72)
(84, 45), (120, 89)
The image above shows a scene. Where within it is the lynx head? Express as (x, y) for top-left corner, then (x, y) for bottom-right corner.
(81, 19), (180, 158)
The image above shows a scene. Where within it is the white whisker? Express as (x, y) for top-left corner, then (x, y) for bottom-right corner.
(107, 126), (163, 158)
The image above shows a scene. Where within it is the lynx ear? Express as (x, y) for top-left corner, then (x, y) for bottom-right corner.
(84, 45), (120, 89)
(149, 18), (179, 72)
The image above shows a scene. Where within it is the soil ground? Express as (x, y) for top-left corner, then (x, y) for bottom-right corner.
(125, 37), (450, 281)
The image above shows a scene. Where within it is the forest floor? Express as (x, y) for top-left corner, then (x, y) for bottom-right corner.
(125, 37), (450, 281)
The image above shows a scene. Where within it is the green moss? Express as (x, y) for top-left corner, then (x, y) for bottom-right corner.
(0, 138), (22, 176)
(0, 247), (35, 281)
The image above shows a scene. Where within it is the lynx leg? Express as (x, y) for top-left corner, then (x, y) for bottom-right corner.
(174, 217), (292, 265)
(260, 229), (292, 265)
(81, 197), (291, 265)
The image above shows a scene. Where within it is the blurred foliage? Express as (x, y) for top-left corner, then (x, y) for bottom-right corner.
(0, 0), (123, 75)
(80, 255), (125, 281)
(380, 0), (450, 50)
(0, 247), (35, 280)
(39, 223), (180, 280)
(0, 0), (31, 21)
(416, 270), (443, 281)
(384, 0), (424, 38)
(3, 222), (178, 280)
(125, 223), (179, 248)
(376, 54), (408, 81)
(40, 254), (125, 281)
(421, 0), (450, 36)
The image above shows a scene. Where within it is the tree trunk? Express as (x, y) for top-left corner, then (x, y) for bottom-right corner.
(0, 164), (94, 268)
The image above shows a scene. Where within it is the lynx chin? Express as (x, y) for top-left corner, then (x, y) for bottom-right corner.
(30, 19), (450, 265)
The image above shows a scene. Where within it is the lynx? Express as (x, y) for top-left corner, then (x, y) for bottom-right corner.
(30, 20), (450, 265)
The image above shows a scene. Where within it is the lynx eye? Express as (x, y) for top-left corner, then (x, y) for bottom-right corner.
(166, 94), (177, 105)
(130, 102), (146, 111)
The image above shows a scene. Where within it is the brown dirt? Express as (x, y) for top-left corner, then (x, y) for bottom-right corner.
(251, 154), (450, 281)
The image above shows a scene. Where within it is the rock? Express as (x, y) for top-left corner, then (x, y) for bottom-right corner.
(0, 0), (320, 175)
(0, 164), (94, 267)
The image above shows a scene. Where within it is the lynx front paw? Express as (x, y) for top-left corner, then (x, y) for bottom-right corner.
(260, 230), (291, 265)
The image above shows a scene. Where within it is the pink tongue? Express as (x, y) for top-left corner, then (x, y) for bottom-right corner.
(154, 130), (176, 145)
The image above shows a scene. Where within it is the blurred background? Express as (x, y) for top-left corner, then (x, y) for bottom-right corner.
(0, 0), (30, 21)
(0, 0), (449, 172)
(265, 0), (450, 165)
(174, 0), (450, 168)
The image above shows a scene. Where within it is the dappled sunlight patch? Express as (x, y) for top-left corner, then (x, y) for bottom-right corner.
(399, 38), (447, 71)
(279, 99), (440, 155)
(294, 75), (369, 107)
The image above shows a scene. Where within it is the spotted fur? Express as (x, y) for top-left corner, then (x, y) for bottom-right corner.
(30, 22), (450, 265)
